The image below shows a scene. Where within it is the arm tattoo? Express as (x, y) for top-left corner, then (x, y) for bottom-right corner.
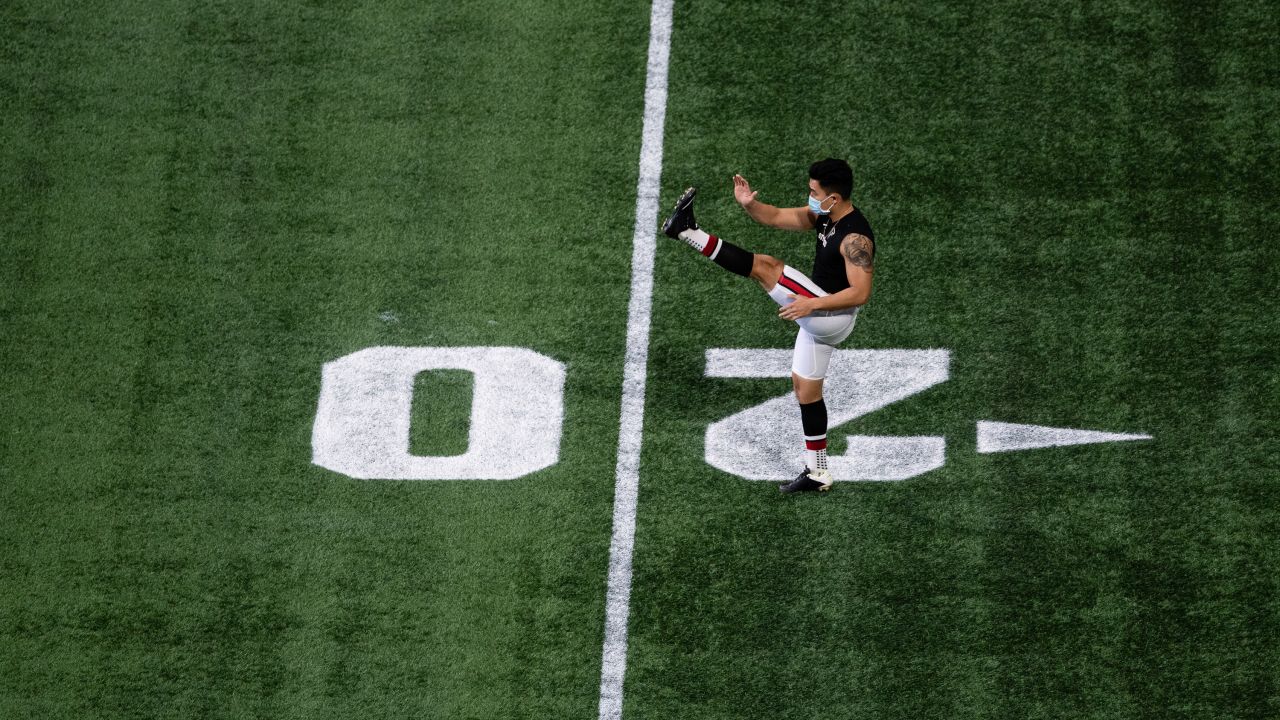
(841, 233), (874, 270)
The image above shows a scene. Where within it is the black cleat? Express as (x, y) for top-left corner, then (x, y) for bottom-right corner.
(780, 467), (834, 494)
(661, 186), (699, 239)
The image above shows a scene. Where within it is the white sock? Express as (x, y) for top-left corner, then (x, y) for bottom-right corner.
(679, 227), (712, 253)
(806, 448), (828, 473)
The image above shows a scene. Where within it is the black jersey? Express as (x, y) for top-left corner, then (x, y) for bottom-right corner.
(811, 207), (875, 294)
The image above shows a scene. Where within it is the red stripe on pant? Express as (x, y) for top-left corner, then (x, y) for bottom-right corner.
(701, 235), (720, 257)
(779, 275), (817, 298)
(805, 439), (827, 450)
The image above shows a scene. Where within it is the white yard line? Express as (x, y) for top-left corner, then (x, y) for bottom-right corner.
(597, 1), (674, 718)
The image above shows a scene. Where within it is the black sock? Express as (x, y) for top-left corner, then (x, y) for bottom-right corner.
(710, 237), (753, 277)
(679, 229), (754, 278)
(800, 399), (828, 471)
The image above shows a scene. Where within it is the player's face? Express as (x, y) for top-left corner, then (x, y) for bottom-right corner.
(808, 179), (838, 212)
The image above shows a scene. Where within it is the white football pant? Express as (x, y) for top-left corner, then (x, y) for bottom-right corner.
(766, 265), (857, 380)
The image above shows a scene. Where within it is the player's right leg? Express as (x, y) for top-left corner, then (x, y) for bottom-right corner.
(661, 187), (755, 277)
(661, 187), (798, 295)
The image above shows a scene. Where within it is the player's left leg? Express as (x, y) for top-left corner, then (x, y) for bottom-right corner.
(779, 311), (856, 494)
(795, 372), (830, 483)
(780, 332), (836, 493)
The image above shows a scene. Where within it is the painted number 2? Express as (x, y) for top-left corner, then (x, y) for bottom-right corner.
(705, 348), (950, 481)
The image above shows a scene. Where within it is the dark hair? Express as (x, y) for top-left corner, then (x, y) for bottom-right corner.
(808, 158), (853, 200)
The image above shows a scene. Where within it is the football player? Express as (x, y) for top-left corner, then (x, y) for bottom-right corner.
(662, 158), (874, 493)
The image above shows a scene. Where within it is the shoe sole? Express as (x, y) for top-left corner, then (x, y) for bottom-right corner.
(779, 481), (833, 494)
(661, 187), (697, 237)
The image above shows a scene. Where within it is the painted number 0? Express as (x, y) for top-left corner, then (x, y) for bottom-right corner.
(312, 346), (566, 480)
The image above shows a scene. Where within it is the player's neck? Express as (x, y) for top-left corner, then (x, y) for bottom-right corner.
(829, 202), (854, 222)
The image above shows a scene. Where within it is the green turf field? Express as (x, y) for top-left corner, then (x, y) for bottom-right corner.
(3, 1), (1278, 718)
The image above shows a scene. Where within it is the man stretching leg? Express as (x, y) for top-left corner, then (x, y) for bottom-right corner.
(661, 158), (875, 493)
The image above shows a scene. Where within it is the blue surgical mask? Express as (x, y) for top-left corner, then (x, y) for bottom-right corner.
(808, 194), (832, 215)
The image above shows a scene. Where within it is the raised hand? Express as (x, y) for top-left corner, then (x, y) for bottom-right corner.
(733, 174), (759, 207)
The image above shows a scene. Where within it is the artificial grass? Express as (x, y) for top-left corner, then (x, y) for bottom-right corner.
(632, 1), (1279, 718)
(2, 1), (650, 717)
(2, 0), (1278, 718)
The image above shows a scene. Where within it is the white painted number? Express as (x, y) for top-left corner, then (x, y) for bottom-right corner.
(705, 349), (950, 481)
(312, 346), (565, 480)
(312, 346), (947, 482)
